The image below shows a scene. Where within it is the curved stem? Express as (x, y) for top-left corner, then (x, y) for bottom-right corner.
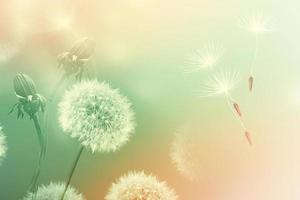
(60, 146), (84, 200)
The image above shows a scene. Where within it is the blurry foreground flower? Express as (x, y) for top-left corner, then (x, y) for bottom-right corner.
(9, 73), (47, 193)
(170, 125), (204, 182)
(184, 42), (224, 73)
(198, 70), (252, 145)
(105, 171), (178, 200)
(58, 80), (135, 200)
(23, 182), (85, 200)
(0, 126), (7, 165)
(239, 11), (274, 92)
(50, 37), (96, 100)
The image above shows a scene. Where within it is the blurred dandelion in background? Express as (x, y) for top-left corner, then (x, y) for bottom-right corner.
(58, 80), (135, 200)
(198, 70), (252, 144)
(170, 126), (203, 182)
(184, 41), (224, 73)
(0, 126), (7, 165)
(0, 44), (18, 64)
(23, 182), (85, 200)
(105, 171), (178, 200)
(239, 11), (274, 92)
(50, 37), (96, 100)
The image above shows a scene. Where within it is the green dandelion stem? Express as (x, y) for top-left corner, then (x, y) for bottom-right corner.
(60, 146), (84, 200)
(29, 114), (46, 195)
(49, 74), (68, 101)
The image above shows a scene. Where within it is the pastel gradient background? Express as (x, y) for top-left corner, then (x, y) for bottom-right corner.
(0, 0), (300, 199)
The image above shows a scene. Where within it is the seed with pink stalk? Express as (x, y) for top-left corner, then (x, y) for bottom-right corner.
(233, 102), (242, 117)
(248, 76), (254, 92)
(245, 131), (252, 145)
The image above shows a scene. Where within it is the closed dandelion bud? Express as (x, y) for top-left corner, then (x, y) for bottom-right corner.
(13, 73), (37, 99)
(69, 37), (95, 60)
(11, 73), (46, 118)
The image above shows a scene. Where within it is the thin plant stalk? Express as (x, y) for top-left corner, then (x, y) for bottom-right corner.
(49, 74), (68, 101)
(225, 94), (252, 145)
(249, 35), (259, 92)
(60, 146), (84, 200)
(29, 114), (46, 198)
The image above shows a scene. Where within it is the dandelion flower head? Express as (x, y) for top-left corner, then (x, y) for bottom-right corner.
(105, 171), (178, 200)
(59, 80), (135, 153)
(23, 182), (85, 200)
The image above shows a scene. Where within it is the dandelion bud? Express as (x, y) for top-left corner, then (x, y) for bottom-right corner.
(13, 73), (37, 98)
(233, 102), (242, 117)
(69, 37), (95, 60)
(245, 131), (252, 145)
(248, 76), (253, 92)
(11, 73), (46, 118)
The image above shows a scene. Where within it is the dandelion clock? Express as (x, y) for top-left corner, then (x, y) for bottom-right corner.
(105, 171), (178, 200)
(58, 80), (135, 199)
(23, 182), (85, 200)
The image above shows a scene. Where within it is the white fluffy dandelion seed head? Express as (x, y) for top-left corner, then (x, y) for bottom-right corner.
(105, 171), (178, 200)
(197, 70), (240, 98)
(0, 126), (7, 165)
(239, 11), (273, 35)
(23, 182), (85, 200)
(59, 80), (135, 153)
(170, 125), (203, 182)
(184, 41), (224, 73)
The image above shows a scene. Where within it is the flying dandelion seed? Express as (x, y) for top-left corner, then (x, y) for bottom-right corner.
(184, 42), (224, 73)
(198, 71), (252, 145)
(58, 80), (135, 200)
(23, 182), (85, 200)
(0, 126), (7, 165)
(105, 171), (178, 200)
(170, 126), (203, 182)
(239, 11), (274, 92)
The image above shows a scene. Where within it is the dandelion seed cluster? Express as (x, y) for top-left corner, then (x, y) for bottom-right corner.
(198, 70), (240, 97)
(170, 126), (203, 182)
(239, 11), (273, 35)
(185, 42), (224, 73)
(59, 80), (135, 153)
(23, 182), (85, 200)
(105, 171), (178, 200)
(0, 126), (7, 165)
